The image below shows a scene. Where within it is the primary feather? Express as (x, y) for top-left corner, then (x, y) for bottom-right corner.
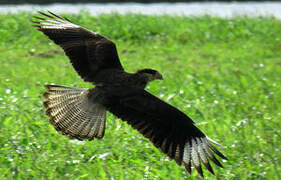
(34, 11), (227, 178)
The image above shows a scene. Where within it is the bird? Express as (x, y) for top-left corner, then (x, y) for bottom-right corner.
(32, 11), (227, 178)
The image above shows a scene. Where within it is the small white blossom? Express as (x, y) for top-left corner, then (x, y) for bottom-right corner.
(186, 104), (191, 108)
(99, 152), (110, 159)
(5, 89), (11, 94)
(72, 160), (80, 164)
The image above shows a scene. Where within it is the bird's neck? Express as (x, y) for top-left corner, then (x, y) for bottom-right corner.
(132, 73), (152, 89)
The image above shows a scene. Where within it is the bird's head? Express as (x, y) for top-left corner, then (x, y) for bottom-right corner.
(136, 69), (163, 82)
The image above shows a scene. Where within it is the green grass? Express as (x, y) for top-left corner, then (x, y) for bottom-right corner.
(0, 11), (280, 179)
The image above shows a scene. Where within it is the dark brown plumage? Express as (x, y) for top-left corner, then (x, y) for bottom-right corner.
(33, 11), (227, 178)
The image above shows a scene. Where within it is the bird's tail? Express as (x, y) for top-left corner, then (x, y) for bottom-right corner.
(43, 85), (106, 140)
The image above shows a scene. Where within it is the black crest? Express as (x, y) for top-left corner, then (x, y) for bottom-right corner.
(137, 69), (157, 74)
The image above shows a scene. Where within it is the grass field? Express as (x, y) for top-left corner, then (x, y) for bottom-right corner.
(0, 12), (280, 179)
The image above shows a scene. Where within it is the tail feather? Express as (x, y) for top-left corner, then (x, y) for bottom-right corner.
(45, 85), (85, 92)
(44, 96), (80, 109)
(43, 85), (106, 140)
(43, 91), (83, 103)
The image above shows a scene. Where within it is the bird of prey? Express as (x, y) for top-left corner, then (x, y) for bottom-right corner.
(32, 11), (227, 178)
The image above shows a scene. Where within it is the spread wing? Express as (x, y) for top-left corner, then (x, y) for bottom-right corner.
(32, 11), (124, 83)
(104, 88), (227, 177)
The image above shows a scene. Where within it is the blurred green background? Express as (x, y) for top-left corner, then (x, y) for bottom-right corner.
(0, 12), (280, 179)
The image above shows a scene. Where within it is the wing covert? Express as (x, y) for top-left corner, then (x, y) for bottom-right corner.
(32, 11), (124, 83)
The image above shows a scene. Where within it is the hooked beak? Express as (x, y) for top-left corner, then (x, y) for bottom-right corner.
(155, 72), (163, 80)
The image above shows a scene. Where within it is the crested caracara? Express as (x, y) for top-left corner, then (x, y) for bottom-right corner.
(32, 11), (227, 178)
